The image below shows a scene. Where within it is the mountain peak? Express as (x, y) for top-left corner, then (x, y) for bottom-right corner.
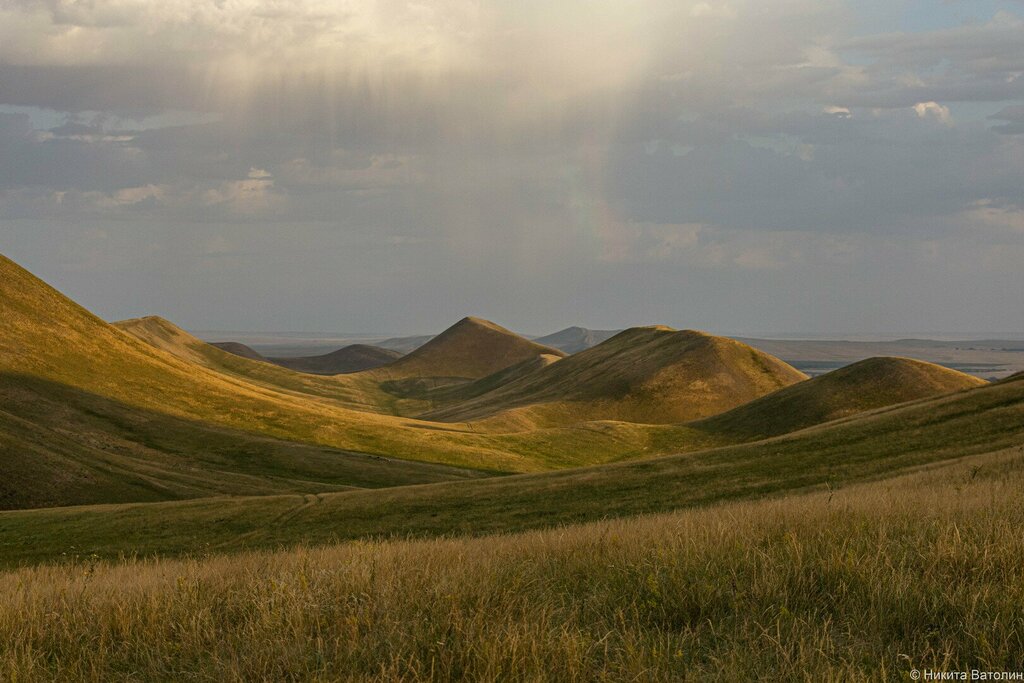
(373, 317), (566, 380)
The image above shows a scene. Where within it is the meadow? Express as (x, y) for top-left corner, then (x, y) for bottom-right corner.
(2, 448), (1021, 681)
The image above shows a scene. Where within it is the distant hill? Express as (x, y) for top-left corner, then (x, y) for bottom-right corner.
(375, 335), (435, 354)
(533, 326), (621, 354)
(211, 339), (401, 375)
(373, 317), (567, 381)
(270, 345), (401, 375)
(697, 356), (986, 439)
(211, 341), (268, 362)
(424, 326), (808, 426)
(738, 337), (1024, 380)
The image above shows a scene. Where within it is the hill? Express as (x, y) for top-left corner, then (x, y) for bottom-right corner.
(375, 334), (435, 354)
(697, 356), (986, 438)
(270, 345), (401, 375)
(1, 253), (768, 510)
(423, 326), (808, 426)
(533, 326), (621, 354)
(372, 317), (566, 381)
(114, 316), (399, 411)
(211, 341), (268, 362)
(0, 353), (1016, 565)
(0, 255), (627, 500)
(737, 337), (1024, 380)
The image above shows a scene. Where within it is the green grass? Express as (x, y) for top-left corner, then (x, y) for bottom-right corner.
(2, 373), (1021, 567)
(2, 447), (1022, 681)
(0, 374), (490, 510)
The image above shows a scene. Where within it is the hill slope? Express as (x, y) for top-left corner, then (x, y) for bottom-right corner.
(114, 316), (398, 411)
(0, 255), (633, 488)
(697, 356), (986, 438)
(372, 317), (566, 380)
(424, 326), (808, 426)
(533, 326), (621, 354)
(1, 254), (768, 509)
(271, 345), (401, 375)
(0, 364), (1016, 565)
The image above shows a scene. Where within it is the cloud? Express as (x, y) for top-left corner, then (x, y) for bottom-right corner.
(913, 101), (952, 126)
(1, 1), (1023, 333)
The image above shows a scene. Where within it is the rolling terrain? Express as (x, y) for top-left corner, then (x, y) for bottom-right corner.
(2, 254), (1022, 680)
(696, 356), (986, 439)
(0, 256), (649, 487)
(2, 370), (1019, 565)
(3, 251), (1017, 518)
(422, 327), (808, 427)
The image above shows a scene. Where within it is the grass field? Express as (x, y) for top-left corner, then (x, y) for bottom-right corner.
(2, 447), (1021, 681)
(2, 372), (1021, 567)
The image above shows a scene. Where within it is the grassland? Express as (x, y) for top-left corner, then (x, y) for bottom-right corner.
(2, 447), (1022, 681)
(2, 372), (1021, 567)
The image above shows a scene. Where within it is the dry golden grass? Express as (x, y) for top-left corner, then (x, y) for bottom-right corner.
(2, 448), (1022, 681)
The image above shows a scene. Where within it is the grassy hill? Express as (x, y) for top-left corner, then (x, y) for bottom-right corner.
(2, 371), (1019, 565)
(0, 374), (487, 510)
(113, 316), (409, 412)
(0, 254), (756, 508)
(696, 356), (986, 439)
(3, 253), (1006, 515)
(271, 344), (401, 375)
(422, 327), (808, 427)
(3, 448), (1020, 680)
(372, 317), (566, 381)
(1, 255), (642, 484)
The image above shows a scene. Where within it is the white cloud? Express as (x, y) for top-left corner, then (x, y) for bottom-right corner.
(913, 101), (952, 126)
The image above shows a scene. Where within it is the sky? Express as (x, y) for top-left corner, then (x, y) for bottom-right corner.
(1, 0), (1023, 337)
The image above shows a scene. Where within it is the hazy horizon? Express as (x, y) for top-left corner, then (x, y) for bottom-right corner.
(187, 326), (1024, 345)
(3, 1), (1024, 336)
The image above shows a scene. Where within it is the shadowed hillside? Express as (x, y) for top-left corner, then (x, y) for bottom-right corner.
(0, 374), (486, 510)
(697, 356), (986, 438)
(372, 317), (566, 380)
(271, 345), (401, 375)
(423, 326), (808, 426)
